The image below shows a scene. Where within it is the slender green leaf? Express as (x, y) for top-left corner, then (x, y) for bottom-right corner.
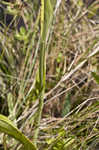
(42, 0), (53, 42)
(0, 114), (37, 150)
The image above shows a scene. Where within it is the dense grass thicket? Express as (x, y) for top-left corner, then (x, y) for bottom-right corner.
(0, 0), (99, 149)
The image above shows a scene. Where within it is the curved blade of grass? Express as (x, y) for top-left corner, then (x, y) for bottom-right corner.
(0, 114), (37, 150)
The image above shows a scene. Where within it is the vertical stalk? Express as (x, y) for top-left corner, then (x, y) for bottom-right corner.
(33, 0), (45, 146)
(33, 0), (53, 146)
(33, 41), (46, 146)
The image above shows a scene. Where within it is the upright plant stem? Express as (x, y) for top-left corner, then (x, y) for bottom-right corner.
(33, 0), (45, 146)
(33, 0), (53, 146)
(33, 41), (46, 146)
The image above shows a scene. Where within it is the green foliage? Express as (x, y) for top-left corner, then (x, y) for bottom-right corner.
(41, 0), (53, 42)
(0, 114), (37, 150)
(0, 0), (99, 149)
(77, 0), (83, 7)
(50, 0), (57, 9)
(92, 72), (99, 84)
(56, 52), (63, 63)
(15, 27), (28, 41)
(7, 5), (19, 15)
(61, 93), (71, 117)
(33, 0), (54, 145)
(7, 92), (16, 123)
(42, 101), (99, 150)
(87, 4), (99, 19)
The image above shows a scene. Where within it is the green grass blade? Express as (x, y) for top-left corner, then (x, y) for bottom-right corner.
(0, 114), (37, 150)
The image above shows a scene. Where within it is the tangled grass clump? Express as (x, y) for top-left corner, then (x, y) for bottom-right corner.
(0, 0), (99, 149)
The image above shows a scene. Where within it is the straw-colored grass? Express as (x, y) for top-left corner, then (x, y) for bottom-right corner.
(0, 0), (99, 149)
